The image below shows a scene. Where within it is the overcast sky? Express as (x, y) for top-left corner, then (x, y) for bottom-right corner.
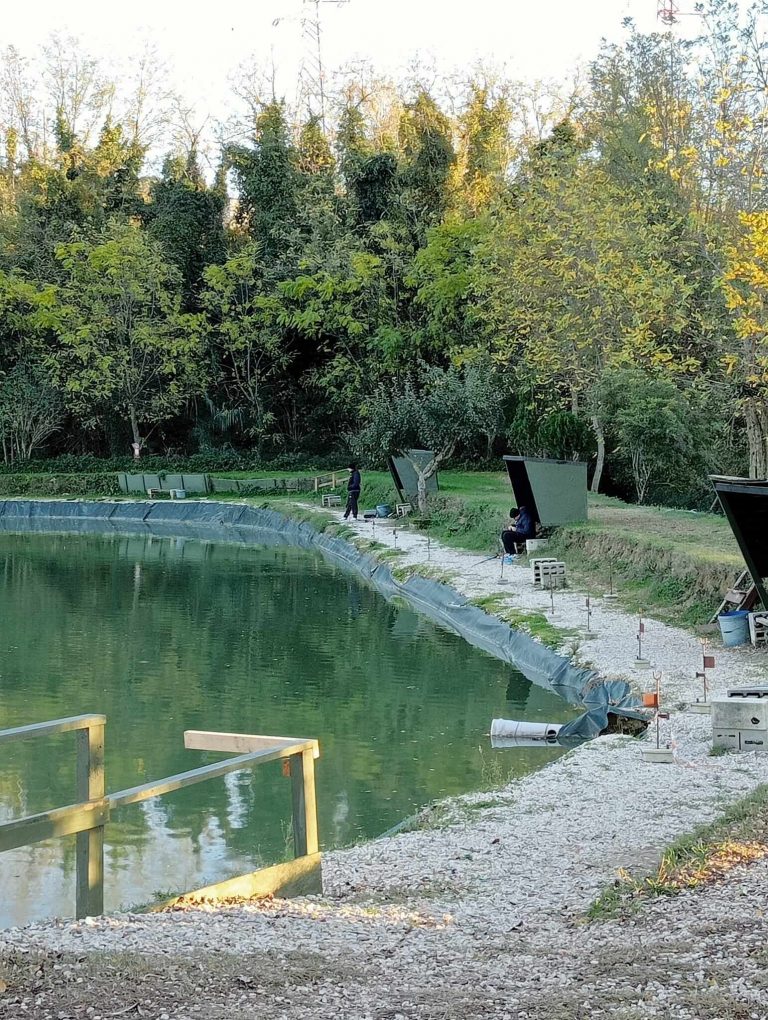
(3, 0), (700, 122)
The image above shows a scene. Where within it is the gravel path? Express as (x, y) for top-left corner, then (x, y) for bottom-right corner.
(3, 511), (768, 1019)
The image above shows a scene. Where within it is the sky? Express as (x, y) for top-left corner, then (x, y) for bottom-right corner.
(2, 0), (699, 125)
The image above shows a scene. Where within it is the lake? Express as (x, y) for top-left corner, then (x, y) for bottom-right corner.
(0, 530), (574, 925)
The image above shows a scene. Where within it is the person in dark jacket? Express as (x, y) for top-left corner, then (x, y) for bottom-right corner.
(501, 505), (535, 556)
(344, 463), (362, 520)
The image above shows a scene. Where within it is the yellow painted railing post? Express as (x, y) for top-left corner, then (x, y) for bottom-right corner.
(290, 749), (319, 857)
(75, 720), (105, 918)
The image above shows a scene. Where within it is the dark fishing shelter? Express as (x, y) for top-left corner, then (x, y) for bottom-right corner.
(503, 456), (588, 527)
(388, 450), (440, 504)
(711, 476), (768, 608)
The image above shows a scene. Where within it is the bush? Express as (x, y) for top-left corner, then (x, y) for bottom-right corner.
(0, 449), (349, 475)
(0, 473), (120, 497)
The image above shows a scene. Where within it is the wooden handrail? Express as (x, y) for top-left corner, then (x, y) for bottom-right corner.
(0, 719), (321, 922)
(109, 739), (317, 809)
(0, 714), (106, 745)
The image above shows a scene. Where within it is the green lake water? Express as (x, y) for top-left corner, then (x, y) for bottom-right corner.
(0, 529), (575, 926)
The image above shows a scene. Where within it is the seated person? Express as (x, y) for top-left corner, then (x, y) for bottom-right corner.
(501, 505), (535, 555)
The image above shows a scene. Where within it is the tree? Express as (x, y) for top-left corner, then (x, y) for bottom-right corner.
(454, 82), (511, 213)
(397, 91), (455, 242)
(409, 216), (490, 359)
(722, 210), (768, 476)
(353, 364), (500, 513)
(201, 244), (291, 441)
(0, 359), (63, 463)
(48, 221), (206, 451)
(228, 101), (298, 259)
(146, 152), (227, 303)
(600, 368), (709, 504)
(476, 156), (698, 492)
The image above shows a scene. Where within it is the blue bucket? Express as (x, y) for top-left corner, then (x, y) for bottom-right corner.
(718, 609), (750, 647)
(376, 504), (393, 518)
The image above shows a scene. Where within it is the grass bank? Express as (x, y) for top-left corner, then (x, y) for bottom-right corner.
(588, 782), (768, 920)
(269, 470), (743, 627)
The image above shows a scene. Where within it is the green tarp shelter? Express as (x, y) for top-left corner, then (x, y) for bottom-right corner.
(503, 456), (588, 527)
(387, 450), (440, 505)
(711, 475), (768, 607)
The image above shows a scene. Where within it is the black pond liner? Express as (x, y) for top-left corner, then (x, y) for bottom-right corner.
(0, 499), (643, 740)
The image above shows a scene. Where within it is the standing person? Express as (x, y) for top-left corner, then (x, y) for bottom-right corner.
(344, 463), (362, 520)
(501, 505), (534, 560)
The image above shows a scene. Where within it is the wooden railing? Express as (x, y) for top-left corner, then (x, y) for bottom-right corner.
(0, 716), (320, 920)
(312, 469), (347, 493)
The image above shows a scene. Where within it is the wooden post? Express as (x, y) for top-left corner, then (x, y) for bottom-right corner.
(290, 749), (319, 857)
(76, 721), (105, 918)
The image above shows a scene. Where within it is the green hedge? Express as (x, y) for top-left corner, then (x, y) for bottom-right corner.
(0, 450), (349, 475)
(0, 473), (120, 497)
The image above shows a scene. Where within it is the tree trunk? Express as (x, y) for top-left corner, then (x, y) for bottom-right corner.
(416, 471), (428, 514)
(403, 449), (447, 515)
(744, 397), (768, 479)
(129, 406), (142, 458)
(591, 414), (605, 493)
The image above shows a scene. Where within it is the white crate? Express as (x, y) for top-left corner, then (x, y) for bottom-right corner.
(321, 494), (342, 508)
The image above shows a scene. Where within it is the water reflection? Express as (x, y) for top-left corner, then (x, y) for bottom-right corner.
(0, 531), (576, 925)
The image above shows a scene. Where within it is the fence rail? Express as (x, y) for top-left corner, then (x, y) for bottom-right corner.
(116, 470), (348, 497)
(0, 716), (320, 921)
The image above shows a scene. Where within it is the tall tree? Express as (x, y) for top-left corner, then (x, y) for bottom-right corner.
(476, 158), (697, 492)
(397, 91), (455, 242)
(228, 101), (298, 260)
(722, 210), (768, 477)
(454, 83), (511, 213)
(201, 244), (290, 441)
(146, 152), (227, 304)
(47, 221), (206, 451)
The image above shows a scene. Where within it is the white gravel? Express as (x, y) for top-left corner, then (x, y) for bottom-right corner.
(4, 507), (768, 1019)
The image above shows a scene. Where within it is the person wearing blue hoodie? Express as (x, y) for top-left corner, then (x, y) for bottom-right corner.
(343, 463), (362, 520)
(501, 506), (535, 557)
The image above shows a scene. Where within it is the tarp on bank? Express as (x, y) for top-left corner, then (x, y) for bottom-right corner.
(0, 499), (640, 736)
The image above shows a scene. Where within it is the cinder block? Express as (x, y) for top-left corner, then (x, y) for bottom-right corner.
(712, 695), (768, 751)
(748, 612), (768, 647)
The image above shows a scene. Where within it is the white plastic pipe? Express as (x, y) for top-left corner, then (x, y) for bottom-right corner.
(490, 718), (562, 745)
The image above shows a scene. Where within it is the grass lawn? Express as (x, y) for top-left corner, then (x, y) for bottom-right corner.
(259, 469), (743, 626)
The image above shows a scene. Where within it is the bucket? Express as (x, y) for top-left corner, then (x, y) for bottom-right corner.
(718, 609), (750, 647)
(376, 504), (393, 518)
